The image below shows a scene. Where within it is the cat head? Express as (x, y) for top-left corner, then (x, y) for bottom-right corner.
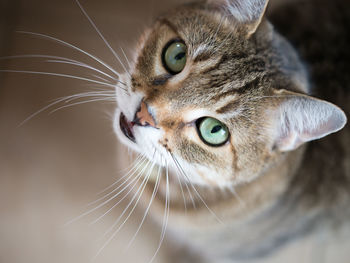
(114, 0), (347, 187)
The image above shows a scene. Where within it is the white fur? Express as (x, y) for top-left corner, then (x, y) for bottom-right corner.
(182, 109), (214, 123)
(115, 74), (143, 121)
(275, 96), (347, 151)
(193, 44), (210, 58)
(224, 0), (267, 23)
(114, 73), (172, 167)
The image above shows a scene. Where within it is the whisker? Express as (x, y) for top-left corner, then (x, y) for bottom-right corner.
(174, 169), (187, 212)
(169, 153), (196, 208)
(228, 186), (246, 207)
(101, 150), (157, 236)
(46, 59), (117, 82)
(94, 154), (145, 197)
(86, 158), (150, 219)
(49, 97), (115, 114)
(16, 31), (123, 80)
(55, 91), (115, 107)
(74, 0), (131, 76)
(120, 47), (131, 70)
(63, 91), (115, 101)
(4, 70), (121, 126)
(110, 160), (155, 233)
(171, 153), (223, 224)
(0, 69), (118, 88)
(15, 90), (112, 126)
(149, 158), (170, 263)
(0, 54), (119, 83)
(64, 158), (150, 227)
(166, 151), (187, 212)
(18, 96), (74, 127)
(180, 174), (196, 208)
(91, 155), (148, 203)
(90, 74), (114, 84)
(89, 169), (146, 225)
(127, 163), (162, 248)
(93, 156), (156, 260)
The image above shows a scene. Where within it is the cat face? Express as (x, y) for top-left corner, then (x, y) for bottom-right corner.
(114, 0), (346, 187)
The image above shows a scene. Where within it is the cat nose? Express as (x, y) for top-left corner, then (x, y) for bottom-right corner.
(132, 101), (157, 128)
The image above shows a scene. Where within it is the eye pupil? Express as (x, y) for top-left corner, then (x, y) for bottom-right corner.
(211, 125), (222, 133)
(175, 52), (185, 60)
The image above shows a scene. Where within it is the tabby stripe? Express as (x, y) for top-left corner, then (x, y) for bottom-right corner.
(201, 54), (230, 74)
(152, 74), (172, 86)
(180, 139), (219, 165)
(201, 52), (248, 74)
(216, 100), (241, 114)
(214, 78), (260, 112)
(193, 51), (212, 63)
(158, 18), (181, 37)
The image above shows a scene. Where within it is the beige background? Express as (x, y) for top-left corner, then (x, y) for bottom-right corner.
(2, 1), (347, 263)
(0, 0), (188, 262)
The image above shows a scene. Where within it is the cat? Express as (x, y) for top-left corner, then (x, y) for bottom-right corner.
(2, 0), (347, 262)
(112, 0), (350, 262)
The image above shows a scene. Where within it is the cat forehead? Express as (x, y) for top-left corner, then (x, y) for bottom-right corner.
(134, 7), (260, 78)
(132, 3), (242, 56)
(128, 3), (307, 120)
(155, 5), (239, 47)
(128, 6), (275, 116)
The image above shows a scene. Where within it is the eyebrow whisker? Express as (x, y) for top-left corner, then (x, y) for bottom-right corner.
(74, 0), (131, 77)
(16, 31), (123, 80)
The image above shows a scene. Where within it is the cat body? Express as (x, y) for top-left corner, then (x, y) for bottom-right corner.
(113, 0), (349, 262)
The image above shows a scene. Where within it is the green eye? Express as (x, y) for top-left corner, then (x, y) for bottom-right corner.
(197, 117), (229, 146)
(162, 40), (187, 74)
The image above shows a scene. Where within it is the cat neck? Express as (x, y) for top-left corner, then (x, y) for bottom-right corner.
(140, 145), (306, 226)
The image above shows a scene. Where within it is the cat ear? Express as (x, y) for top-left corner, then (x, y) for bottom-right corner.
(209, 0), (269, 35)
(269, 90), (347, 152)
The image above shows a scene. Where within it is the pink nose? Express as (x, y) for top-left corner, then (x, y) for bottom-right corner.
(132, 101), (157, 128)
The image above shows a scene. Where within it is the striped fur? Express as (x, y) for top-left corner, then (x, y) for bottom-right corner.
(113, 0), (349, 262)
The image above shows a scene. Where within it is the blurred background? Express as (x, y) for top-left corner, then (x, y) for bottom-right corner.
(0, 0), (190, 262)
(0, 0), (323, 263)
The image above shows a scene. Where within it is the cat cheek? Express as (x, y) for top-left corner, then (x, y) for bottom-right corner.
(192, 165), (234, 187)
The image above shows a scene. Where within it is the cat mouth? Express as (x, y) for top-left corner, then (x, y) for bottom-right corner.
(119, 112), (136, 142)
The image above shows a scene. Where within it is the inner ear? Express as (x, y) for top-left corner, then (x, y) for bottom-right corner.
(208, 0), (269, 35)
(269, 90), (347, 152)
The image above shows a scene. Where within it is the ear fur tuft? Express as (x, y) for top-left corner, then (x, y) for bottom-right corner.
(271, 90), (347, 152)
(209, 0), (269, 35)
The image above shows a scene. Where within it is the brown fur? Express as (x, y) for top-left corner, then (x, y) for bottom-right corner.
(114, 0), (350, 262)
